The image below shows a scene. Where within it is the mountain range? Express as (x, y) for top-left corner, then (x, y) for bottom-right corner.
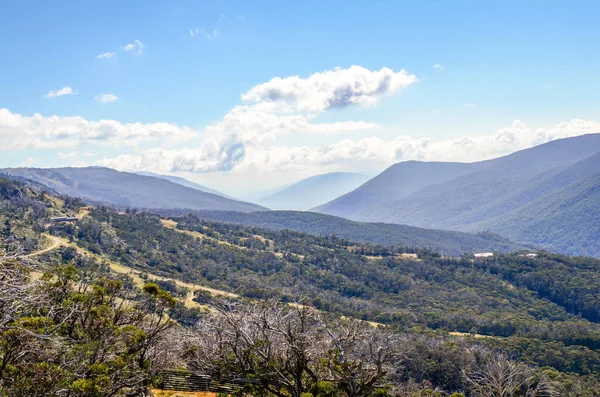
(314, 133), (600, 256)
(2, 134), (599, 257)
(1, 166), (266, 213)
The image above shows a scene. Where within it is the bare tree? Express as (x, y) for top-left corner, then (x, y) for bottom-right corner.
(186, 300), (327, 397)
(184, 300), (405, 397)
(322, 319), (404, 397)
(465, 353), (557, 397)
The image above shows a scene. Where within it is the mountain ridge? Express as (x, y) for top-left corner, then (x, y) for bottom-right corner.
(1, 166), (267, 213)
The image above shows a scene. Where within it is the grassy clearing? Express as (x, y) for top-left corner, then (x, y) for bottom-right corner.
(160, 219), (304, 260)
(449, 331), (499, 339)
(151, 389), (220, 397)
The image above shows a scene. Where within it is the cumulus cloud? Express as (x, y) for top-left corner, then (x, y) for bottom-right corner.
(123, 40), (144, 55)
(201, 66), (414, 146)
(45, 86), (75, 98)
(0, 108), (196, 150)
(204, 104), (377, 144)
(203, 29), (219, 39)
(238, 119), (600, 170)
(97, 52), (116, 59)
(241, 65), (418, 113)
(433, 64), (443, 70)
(19, 157), (36, 167)
(95, 119), (600, 174)
(95, 93), (119, 104)
(98, 136), (245, 173)
(58, 151), (96, 160)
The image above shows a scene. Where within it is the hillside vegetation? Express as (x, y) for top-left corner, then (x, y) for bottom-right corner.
(156, 208), (529, 256)
(4, 176), (600, 395)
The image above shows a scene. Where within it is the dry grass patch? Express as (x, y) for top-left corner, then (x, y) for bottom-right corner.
(151, 390), (220, 397)
(449, 331), (499, 339)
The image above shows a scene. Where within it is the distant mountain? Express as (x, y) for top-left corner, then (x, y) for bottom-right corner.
(135, 171), (229, 198)
(155, 208), (531, 256)
(315, 134), (600, 257)
(312, 162), (477, 218)
(1, 167), (266, 213)
(258, 172), (370, 210)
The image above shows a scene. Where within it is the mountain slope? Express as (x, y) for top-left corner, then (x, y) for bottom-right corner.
(472, 163), (600, 257)
(315, 134), (600, 218)
(259, 172), (370, 210)
(1, 167), (266, 212)
(155, 208), (530, 256)
(315, 134), (600, 257)
(312, 162), (481, 217)
(135, 171), (229, 198)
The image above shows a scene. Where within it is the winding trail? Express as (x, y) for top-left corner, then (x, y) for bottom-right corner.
(21, 234), (64, 258)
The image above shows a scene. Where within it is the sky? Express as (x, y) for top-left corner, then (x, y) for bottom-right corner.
(1, 0), (599, 196)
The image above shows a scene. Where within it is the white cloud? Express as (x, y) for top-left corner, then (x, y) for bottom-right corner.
(97, 52), (116, 59)
(0, 108), (196, 150)
(57, 151), (78, 159)
(95, 93), (119, 104)
(198, 66), (414, 147)
(45, 86), (75, 98)
(58, 151), (96, 159)
(433, 64), (443, 70)
(242, 65), (418, 113)
(204, 104), (377, 144)
(189, 28), (200, 38)
(98, 136), (246, 173)
(236, 119), (600, 170)
(203, 29), (219, 39)
(19, 157), (36, 167)
(123, 40), (144, 55)
(95, 119), (600, 174)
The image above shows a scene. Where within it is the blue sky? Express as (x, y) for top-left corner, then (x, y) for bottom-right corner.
(1, 0), (599, 195)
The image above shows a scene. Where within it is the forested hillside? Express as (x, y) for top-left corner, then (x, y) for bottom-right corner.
(156, 208), (530, 256)
(3, 176), (600, 395)
(315, 134), (600, 257)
